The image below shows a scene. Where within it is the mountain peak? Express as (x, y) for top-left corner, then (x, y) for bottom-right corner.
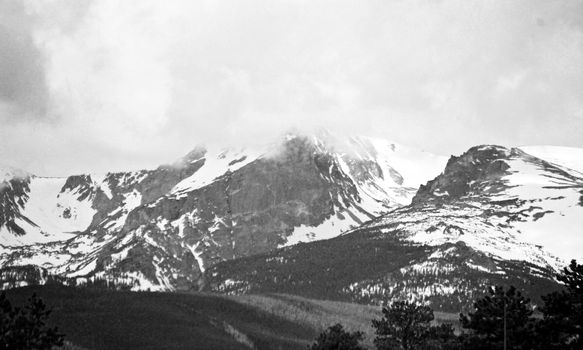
(413, 145), (515, 203)
(412, 143), (583, 206)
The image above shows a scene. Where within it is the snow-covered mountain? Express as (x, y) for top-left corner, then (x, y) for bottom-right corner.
(206, 145), (583, 310)
(0, 133), (446, 290)
(2, 136), (581, 310)
(396, 145), (583, 265)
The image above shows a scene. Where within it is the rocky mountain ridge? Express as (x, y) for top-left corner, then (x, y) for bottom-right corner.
(1, 137), (581, 311)
(0, 133), (446, 291)
(205, 144), (583, 311)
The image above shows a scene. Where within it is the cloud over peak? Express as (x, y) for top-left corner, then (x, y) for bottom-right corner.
(1, 0), (582, 176)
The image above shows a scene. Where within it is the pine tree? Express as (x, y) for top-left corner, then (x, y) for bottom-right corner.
(0, 292), (64, 349)
(372, 301), (435, 350)
(423, 323), (461, 350)
(308, 323), (364, 350)
(540, 260), (583, 349)
(459, 286), (536, 350)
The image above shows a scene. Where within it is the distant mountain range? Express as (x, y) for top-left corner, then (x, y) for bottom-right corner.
(1, 132), (581, 311)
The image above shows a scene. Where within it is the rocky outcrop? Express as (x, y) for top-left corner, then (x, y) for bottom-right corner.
(0, 175), (31, 236)
(413, 145), (512, 203)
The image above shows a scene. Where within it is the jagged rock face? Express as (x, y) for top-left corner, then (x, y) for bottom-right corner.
(413, 146), (583, 206)
(122, 138), (352, 260)
(0, 175), (31, 236)
(413, 146), (512, 202)
(0, 135), (444, 291)
(83, 137), (386, 290)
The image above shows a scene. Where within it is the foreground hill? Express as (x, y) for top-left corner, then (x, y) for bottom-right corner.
(4, 285), (313, 349)
(4, 285), (456, 350)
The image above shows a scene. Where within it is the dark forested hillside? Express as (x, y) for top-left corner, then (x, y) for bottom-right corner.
(206, 227), (561, 312)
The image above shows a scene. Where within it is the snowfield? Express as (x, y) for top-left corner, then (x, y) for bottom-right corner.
(520, 145), (583, 174)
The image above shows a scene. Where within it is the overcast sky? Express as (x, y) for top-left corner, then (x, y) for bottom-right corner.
(1, 0), (582, 176)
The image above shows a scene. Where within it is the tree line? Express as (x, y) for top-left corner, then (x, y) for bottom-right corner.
(310, 259), (583, 350)
(0, 292), (64, 349)
(1, 259), (581, 349)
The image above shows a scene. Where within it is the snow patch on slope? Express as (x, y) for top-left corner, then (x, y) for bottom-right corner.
(187, 242), (205, 273)
(394, 204), (565, 271)
(0, 177), (97, 246)
(24, 177), (96, 234)
(283, 209), (363, 247)
(496, 157), (583, 262)
(171, 147), (264, 196)
(520, 146), (583, 174)
(102, 189), (142, 232)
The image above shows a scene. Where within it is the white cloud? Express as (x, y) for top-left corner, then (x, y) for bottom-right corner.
(0, 0), (582, 175)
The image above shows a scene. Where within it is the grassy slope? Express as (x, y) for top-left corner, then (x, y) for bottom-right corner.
(5, 285), (317, 350)
(5, 285), (459, 350)
(230, 294), (459, 347)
